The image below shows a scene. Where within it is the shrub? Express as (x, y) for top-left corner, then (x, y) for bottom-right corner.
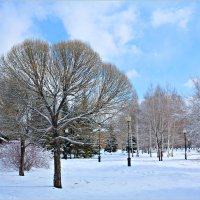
(0, 141), (51, 171)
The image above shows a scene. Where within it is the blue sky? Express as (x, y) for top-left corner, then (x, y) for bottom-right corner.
(0, 0), (200, 100)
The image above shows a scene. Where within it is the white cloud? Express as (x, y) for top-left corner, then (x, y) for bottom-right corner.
(0, 4), (30, 54)
(152, 7), (193, 29)
(53, 2), (141, 61)
(0, 2), (49, 55)
(184, 78), (199, 88)
(125, 69), (140, 79)
(0, 1), (142, 63)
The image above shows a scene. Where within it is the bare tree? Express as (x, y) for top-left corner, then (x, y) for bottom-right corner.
(166, 93), (185, 157)
(1, 39), (132, 188)
(112, 89), (140, 157)
(187, 79), (200, 147)
(139, 109), (154, 156)
(0, 76), (34, 176)
(140, 85), (185, 161)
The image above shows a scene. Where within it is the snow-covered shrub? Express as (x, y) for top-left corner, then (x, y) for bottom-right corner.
(0, 141), (51, 171)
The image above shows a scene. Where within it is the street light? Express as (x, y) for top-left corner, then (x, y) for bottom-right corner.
(183, 129), (187, 160)
(127, 115), (131, 166)
(98, 125), (101, 162)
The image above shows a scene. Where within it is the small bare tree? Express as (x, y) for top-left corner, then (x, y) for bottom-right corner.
(0, 76), (35, 176)
(187, 79), (200, 147)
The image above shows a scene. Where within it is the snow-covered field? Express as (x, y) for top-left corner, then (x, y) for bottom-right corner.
(1, 150), (200, 200)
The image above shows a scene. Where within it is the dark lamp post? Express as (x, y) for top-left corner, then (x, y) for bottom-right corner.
(98, 126), (101, 162)
(183, 129), (187, 160)
(127, 115), (131, 166)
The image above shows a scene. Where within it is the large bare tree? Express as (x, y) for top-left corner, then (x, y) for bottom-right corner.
(1, 39), (132, 188)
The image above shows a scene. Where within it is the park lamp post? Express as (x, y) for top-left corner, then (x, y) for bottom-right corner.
(183, 129), (187, 160)
(98, 125), (101, 162)
(127, 115), (131, 167)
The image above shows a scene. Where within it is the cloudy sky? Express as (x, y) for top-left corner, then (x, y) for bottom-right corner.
(0, 0), (200, 99)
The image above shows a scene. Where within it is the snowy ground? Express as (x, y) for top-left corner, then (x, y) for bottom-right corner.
(1, 150), (200, 200)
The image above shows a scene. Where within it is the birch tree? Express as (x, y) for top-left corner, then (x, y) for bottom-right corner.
(140, 86), (184, 161)
(132, 92), (140, 157)
(1, 39), (132, 188)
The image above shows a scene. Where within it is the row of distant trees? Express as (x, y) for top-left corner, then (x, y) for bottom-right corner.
(113, 81), (200, 162)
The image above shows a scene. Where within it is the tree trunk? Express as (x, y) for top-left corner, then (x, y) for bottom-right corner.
(149, 124), (152, 157)
(19, 138), (25, 176)
(171, 123), (175, 157)
(63, 145), (68, 159)
(160, 132), (163, 161)
(167, 132), (170, 157)
(69, 147), (72, 159)
(130, 124), (134, 157)
(157, 146), (163, 161)
(136, 117), (139, 157)
(155, 133), (160, 160)
(158, 148), (161, 161)
(160, 148), (163, 161)
(53, 140), (62, 188)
